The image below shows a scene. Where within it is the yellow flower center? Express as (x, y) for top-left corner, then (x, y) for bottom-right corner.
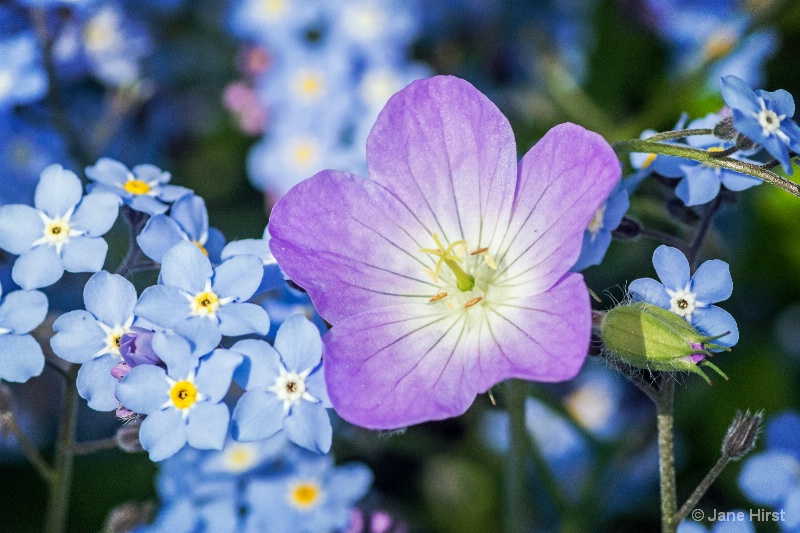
(289, 481), (322, 510)
(704, 33), (735, 61)
(44, 219), (72, 244)
(169, 381), (198, 410)
(222, 443), (259, 473)
(191, 291), (220, 316)
(641, 153), (657, 169)
(123, 179), (152, 195)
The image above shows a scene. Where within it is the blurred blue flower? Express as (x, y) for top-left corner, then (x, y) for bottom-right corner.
(677, 513), (755, 533)
(572, 181), (629, 271)
(228, 0), (324, 48)
(51, 271), (136, 411)
(626, 117), (688, 192)
(721, 75), (800, 174)
(0, 115), (69, 207)
(0, 33), (47, 110)
(629, 245), (738, 349)
(739, 411), (800, 532)
(134, 241), (269, 337)
(244, 452), (372, 533)
(671, 113), (762, 206)
(232, 314), (332, 454)
(0, 282), (47, 383)
(0, 164), (120, 290)
(86, 158), (190, 216)
(137, 193), (225, 264)
(116, 332), (243, 461)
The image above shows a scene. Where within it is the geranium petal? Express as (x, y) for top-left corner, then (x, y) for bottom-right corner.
(324, 273), (590, 429)
(499, 123), (620, 295)
(366, 75), (518, 249)
(269, 170), (438, 324)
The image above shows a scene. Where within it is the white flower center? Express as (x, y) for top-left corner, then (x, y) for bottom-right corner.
(420, 233), (499, 314)
(287, 137), (320, 170)
(753, 98), (789, 142)
(360, 69), (401, 109)
(287, 480), (324, 511)
(32, 208), (84, 255)
(342, 5), (385, 41)
(564, 386), (614, 432)
(269, 366), (317, 414)
(185, 281), (233, 319)
(667, 288), (698, 319)
(291, 69), (326, 103)
(83, 8), (121, 53)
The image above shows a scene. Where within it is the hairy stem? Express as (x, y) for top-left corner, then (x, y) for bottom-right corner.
(115, 208), (148, 277)
(644, 129), (714, 142)
(673, 455), (729, 525)
(44, 365), (80, 533)
(655, 376), (677, 533)
(73, 437), (119, 456)
(614, 139), (800, 198)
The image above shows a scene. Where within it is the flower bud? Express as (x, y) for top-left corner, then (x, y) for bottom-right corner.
(713, 116), (738, 140)
(600, 301), (728, 384)
(611, 217), (641, 240)
(722, 410), (762, 460)
(102, 501), (154, 533)
(116, 422), (144, 453)
(119, 327), (161, 368)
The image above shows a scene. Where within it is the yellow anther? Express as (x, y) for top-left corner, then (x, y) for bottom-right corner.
(169, 381), (198, 409)
(642, 153), (657, 169)
(707, 146), (724, 153)
(464, 296), (483, 308)
(420, 233), (474, 291)
(123, 179), (151, 195)
(470, 247), (498, 270)
(470, 247), (488, 255)
(429, 291), (448, 303)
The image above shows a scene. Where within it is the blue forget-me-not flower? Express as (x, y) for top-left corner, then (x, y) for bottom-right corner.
(51, 271), (137, 411)
(629, 245), (738, 349)
(232, 314), (332, 454)
(0, 164), (120, 290)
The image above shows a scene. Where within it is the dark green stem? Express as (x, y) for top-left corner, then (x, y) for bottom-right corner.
(637, 227), (688, 252)
(687, 195), (723, 268)
(644, 129), (714, 142)
(44, 365), (80, 533)
(655, 376), (677, 533)
(614, 139), (800, 198)
(673, 455), (729, 525)
(115, 208), (148, 277)
(504, 380), (530, 533)
(73, 437), (119, 456)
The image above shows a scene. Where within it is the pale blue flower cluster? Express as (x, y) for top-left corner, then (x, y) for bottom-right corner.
(226, 0), (432, 196)
(137, 438), (373, 533)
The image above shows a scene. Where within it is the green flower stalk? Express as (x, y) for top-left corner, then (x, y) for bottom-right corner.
(600, 301), (729, 385)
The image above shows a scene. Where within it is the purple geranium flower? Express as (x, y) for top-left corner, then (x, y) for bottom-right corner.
(268, 76), (620, 429)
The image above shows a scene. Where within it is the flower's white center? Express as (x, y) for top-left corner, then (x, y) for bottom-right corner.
(420, 233), (499, 313)
(753, 98), (788, 141)
(222, 442), (259, 473)
(163, 374), (204, 418)
(287, 480), (323, 510)
(96, 316), (134, 357)
(0, 70), (13, 100)
(269, 366), (317, 414)
(666, 287), (698, 319)
(32, 208), (83, 255)
(587, 205), (606, 240)
(360, 69), (401, 109)
(292, 69), (325, 103)
(0, 327), (11, 335)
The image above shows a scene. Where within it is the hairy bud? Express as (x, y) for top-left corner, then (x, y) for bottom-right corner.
(116, 423), (144, 453)
(601, 301), (729, 384)
(722, 410), (763, 460)
(713, 116), (738, 140)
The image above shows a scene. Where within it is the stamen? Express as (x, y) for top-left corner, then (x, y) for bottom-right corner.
(470, 247), (497, 270)
(429, 291), (448, 303)
(470, 247), (488, 255)
(464, 296), (483, 308)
